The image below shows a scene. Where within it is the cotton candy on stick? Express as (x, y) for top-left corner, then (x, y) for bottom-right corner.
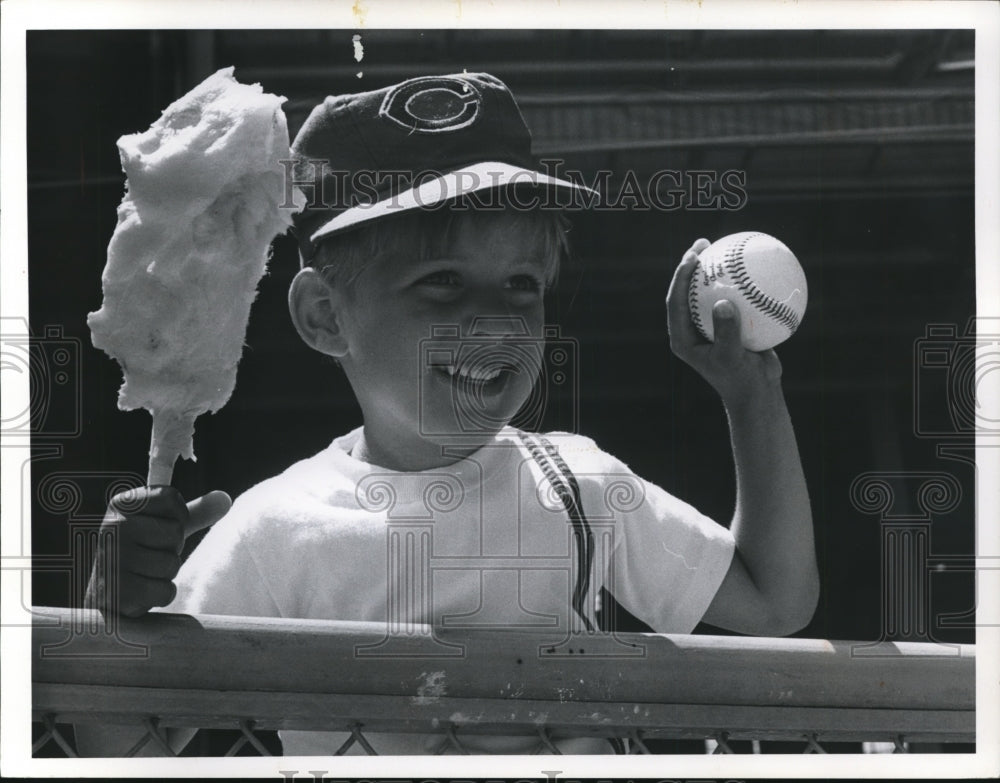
(88, 67), (302, 486)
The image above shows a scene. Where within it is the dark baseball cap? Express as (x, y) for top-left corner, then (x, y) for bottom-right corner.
(289, 72), (595, 262)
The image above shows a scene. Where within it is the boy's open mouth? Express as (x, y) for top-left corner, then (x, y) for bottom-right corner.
(435, 362), (518, 393)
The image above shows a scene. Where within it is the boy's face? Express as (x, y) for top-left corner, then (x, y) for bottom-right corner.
(332, 212), (552, 467)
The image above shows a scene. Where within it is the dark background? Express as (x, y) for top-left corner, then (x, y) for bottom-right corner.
(27, 29), (976, 646)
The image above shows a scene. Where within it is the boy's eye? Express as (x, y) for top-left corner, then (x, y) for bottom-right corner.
(507, 275), (545, 293)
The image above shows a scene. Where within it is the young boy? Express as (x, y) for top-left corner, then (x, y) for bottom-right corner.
(86, 72), (818, 755)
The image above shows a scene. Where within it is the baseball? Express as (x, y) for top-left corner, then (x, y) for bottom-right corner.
(688, 231), (808, 352)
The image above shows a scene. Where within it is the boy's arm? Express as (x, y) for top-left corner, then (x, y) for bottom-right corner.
(666, 239), (819, 637)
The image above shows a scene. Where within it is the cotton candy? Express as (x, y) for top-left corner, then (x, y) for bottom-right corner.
(88, 67), (302, 483)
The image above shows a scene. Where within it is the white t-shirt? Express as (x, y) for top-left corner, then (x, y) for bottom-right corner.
(165, 427), (735, 755)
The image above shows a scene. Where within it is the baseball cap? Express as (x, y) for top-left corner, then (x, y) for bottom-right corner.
(289, 72), (596, 262)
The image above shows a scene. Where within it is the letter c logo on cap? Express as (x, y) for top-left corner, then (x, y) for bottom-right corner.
(379, 76), (482, 133)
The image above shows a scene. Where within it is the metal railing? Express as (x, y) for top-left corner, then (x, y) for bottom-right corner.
(31, 607), (975, 756)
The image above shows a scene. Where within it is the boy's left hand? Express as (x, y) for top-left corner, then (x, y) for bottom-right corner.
(666, 238), (783, 403)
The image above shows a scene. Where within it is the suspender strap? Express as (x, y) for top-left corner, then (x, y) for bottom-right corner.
(517, 431), (595, 632)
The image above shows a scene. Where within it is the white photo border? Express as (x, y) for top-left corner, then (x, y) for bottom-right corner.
(2, 0), (997, 778)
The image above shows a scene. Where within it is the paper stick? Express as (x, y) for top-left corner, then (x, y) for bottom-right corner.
(147, 444), (176, 487)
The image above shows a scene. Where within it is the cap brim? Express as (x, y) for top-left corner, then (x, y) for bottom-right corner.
(309, 161), (597, 245)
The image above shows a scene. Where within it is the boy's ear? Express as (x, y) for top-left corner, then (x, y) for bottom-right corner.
(288, 268), (349, 358)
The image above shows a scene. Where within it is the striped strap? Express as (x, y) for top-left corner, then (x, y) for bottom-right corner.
(517, 431), (595, 632)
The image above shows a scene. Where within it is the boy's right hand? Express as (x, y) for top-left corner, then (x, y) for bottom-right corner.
(86, 486), (232, 618)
